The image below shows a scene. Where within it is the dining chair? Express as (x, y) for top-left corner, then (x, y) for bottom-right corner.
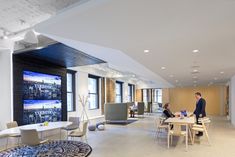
(0, 134), (9, 150)
(192, 117), (210, 145)
(68, 121), (88, 143)
(168, 123), (188, 150)
(154, 117), (168, 139)
(20, 129), (48, 146)
(6, 121), (21, 148)
(61, 117), (80, 139)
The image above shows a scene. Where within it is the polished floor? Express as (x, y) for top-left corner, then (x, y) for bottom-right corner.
(87, 115), (235, 157)
(1, 115), (235, 157)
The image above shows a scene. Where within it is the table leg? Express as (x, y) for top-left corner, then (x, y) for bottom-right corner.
(186, 125), (188, 151)
(188, 124), (193, 144)
(60, 129), (62, 140)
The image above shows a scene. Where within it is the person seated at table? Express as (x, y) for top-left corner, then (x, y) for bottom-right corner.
(130, 103), (137, 118)
(163, 103), (175, 118)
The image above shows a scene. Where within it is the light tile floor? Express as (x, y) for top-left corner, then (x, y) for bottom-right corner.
(1, 115), (235, 157)
(87, 115), (235, 157)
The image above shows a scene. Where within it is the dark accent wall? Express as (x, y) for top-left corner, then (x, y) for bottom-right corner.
(14, 43), (106, 67)
(13, 55), (67, 126)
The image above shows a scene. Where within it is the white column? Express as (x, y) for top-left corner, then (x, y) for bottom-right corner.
(0, 50), (12, 129)
(230, 75), (235, 126)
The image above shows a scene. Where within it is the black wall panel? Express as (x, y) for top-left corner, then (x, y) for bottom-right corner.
(13, 55), (67, 125)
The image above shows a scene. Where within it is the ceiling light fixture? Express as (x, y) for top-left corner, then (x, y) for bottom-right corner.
(193, 49), (199, 53)
(193, 69), (198, 72)
(144, 50), (149, 53)
(3, 35), (8, 39)
(208, 82), (213, 86)
(161, 67), (166, 70)
(220, 71), (224, 74)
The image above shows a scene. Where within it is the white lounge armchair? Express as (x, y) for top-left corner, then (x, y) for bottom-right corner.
(0, 134), (9, 150)
(168, 123), (188, 150)
(192, 117), (211, 145)
(154, 117), (168, 139)
(61, 117), (80, 139)
(6, 121), (21, 147)
(20, 129), (48, 146)
(69, 121), (88, 143)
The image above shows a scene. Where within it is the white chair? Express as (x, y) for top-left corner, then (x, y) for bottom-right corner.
(192, 117), (210, 145)
(61, 117), (80, 139)
(20, 129), (48, 146)
(69, 121), (88, 143)
(168, 123), (188, 150)
(154, 117), (168, 139)
(0, 134), (9, 150)
(6, 121), (21, 147)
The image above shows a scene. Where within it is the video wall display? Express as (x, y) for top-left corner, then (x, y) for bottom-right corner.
(23, 70), (62, 124)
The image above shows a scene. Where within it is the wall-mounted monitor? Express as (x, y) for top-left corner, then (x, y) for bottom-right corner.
(23, 70), (62, 124)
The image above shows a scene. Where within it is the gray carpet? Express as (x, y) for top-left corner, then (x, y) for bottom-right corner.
(0, 140), (92, 157)
(106, 119), (138, 125)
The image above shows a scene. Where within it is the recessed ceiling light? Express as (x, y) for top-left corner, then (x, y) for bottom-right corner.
(193, 69), (198, 72)
(3, 35), (8, 39)
(220, 71), (224, 74)
(193, 49), (199, 53)
(144, 50), (149, 53)
(161, 67), (166, 70)
(208, 82), (213, 86)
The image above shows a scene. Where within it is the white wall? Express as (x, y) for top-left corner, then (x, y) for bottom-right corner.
(0, 50), (12, 129)
(230, 75), (235, 126)
(68, 69), (102, 120)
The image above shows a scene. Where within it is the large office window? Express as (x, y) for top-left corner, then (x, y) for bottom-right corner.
(88, 75), (99, 109)
(128, 84), (134, 102)
(142, 89), (148, 103)
(154, 89), (162, 103)
(67, 70), (76, 112)
(116, 81), (123, 103)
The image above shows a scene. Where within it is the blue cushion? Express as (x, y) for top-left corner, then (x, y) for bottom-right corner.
(88, 125), (96, 131)
(97, 124), (105, 131)
(96, 122), (105, 128)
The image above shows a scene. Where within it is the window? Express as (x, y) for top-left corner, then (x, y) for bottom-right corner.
(88, 75), (99, 109)
(142, 89), (148, 103)
(154, 89), (162, 103)
(128, 84), (134, 102)
(67, 70), (76, 112)
(116, 81), (123, 103)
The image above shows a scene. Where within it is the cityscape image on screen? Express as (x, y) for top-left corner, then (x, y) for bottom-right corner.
(23, 70), (62, 124)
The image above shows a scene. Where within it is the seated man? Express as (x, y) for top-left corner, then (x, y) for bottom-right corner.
(129, 104), (137, 118)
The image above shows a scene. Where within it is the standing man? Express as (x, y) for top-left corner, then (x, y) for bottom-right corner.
(193, 92), (206, 136)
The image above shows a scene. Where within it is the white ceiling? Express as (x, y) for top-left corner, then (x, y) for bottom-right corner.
(0, 0), (84, 37)
(34, 0), (235, 87)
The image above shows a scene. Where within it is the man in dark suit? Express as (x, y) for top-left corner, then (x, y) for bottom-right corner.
(193, 92), (206, 136)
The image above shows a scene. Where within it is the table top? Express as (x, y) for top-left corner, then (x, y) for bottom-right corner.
(165, 116), (195, 124)
(0, 121), (72, 136)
